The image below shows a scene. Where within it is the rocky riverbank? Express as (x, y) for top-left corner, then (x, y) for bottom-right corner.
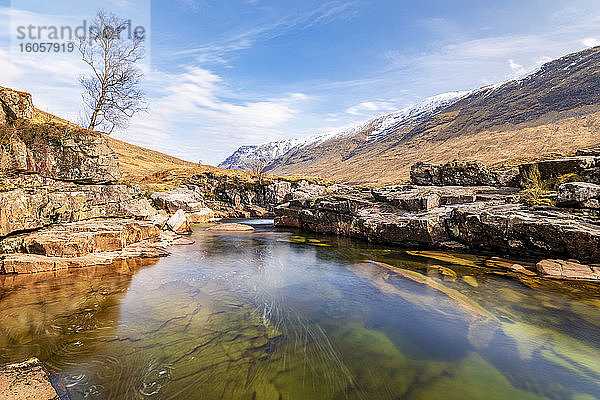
(0, 87), (190, 276)
(275, 159), (600, 282)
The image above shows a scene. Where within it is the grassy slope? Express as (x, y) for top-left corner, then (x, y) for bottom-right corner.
(34, 109), (331, 190)
(269, 48), (600, 185)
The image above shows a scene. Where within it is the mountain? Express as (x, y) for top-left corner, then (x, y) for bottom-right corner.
(220, 47), (600, 185)
(219, 91), (471, 170)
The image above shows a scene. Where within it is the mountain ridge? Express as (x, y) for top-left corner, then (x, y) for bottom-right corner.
(220, 46), (600, 185)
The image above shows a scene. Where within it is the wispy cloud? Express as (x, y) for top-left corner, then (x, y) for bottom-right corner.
(117, 66), (310, 163)
(170, 1), (362, 64)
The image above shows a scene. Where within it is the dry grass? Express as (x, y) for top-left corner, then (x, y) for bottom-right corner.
(31, 108), (333, 189)
(270, 109), (600, 185)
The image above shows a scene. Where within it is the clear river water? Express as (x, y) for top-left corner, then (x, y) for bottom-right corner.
(0, 220), (599, 400)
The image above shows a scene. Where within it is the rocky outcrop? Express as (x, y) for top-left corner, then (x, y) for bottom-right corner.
(372, 185), (518, 211)
(275, 185), (600, 266)
(151, 177), (338, 218)
(275, 193), (453, 248)
(0, 87), (35, 123)
(446, 202), (600, 262)
(0, 123), (120, 183)
(0, 175), (156, 237)
(556, 182), (600, 209)
(0, 219), (179, 274)
(410, 161), (520, 187)
(0, 358), (60, 400)
(520, 156), (600, 184)
(536, 259), (600, 281)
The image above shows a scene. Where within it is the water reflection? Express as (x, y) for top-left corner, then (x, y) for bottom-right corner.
(0, 222), (599, 399)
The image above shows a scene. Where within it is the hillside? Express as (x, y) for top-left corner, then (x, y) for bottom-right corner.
(221, 46), (600, 185)
(33, 109), (318, 189)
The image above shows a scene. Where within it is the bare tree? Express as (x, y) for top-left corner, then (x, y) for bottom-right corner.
(249, 158), (269, 184)
(77, 9), (146, 133)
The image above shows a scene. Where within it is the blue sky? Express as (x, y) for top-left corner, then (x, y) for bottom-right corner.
(1, 0), (600, 165)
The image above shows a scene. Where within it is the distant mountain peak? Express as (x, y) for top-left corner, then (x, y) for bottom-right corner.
(218, 90), (470, 170)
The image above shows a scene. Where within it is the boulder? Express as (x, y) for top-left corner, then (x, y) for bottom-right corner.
(536, 259), (600, 281)
(0, 87), (35, 123)
(151, 213), (168, 228)
(0, 175), (157, 238)
(410, 161), (519, 187)
(556, 182), (600, 209)
(165, 210), (192, 234)
(206, 223), (255, 232)
(0, 358), (60, 400)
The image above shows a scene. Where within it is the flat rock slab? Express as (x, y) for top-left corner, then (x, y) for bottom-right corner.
(536, 259), (600, 281)
(0, 358), (60, 400)
(206, 223), (255, 232)
(0, 219), (161, 257)
(0, 232), (179, 274)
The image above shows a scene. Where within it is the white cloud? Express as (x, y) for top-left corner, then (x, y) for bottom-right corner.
(345, 100), (398, 116)
(508, 59), (526, 75)
(582, 37), (600, 47)
(117, 66), (309, 163)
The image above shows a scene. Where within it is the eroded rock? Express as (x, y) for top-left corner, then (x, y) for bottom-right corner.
(0, 358), (59, 400)
(275, 187), (600, 264)
(0, 124), (120, 183)
(0, 175), (156, 238)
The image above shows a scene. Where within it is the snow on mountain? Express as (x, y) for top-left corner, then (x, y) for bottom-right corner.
(218, 91), (470, 170)
(364, 91), (471, 142)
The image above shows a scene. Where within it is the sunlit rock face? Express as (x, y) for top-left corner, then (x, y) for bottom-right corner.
(0, 87), (120, 184)
(0, 123), (120, 184)
(0, 175), (156, 238)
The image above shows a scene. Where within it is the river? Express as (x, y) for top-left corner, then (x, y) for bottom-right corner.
(0, 220), (599, 399)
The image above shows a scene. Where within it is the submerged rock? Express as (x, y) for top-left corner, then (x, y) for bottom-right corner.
(0, 357), (60, 400)
(536, 259), (600, 281)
